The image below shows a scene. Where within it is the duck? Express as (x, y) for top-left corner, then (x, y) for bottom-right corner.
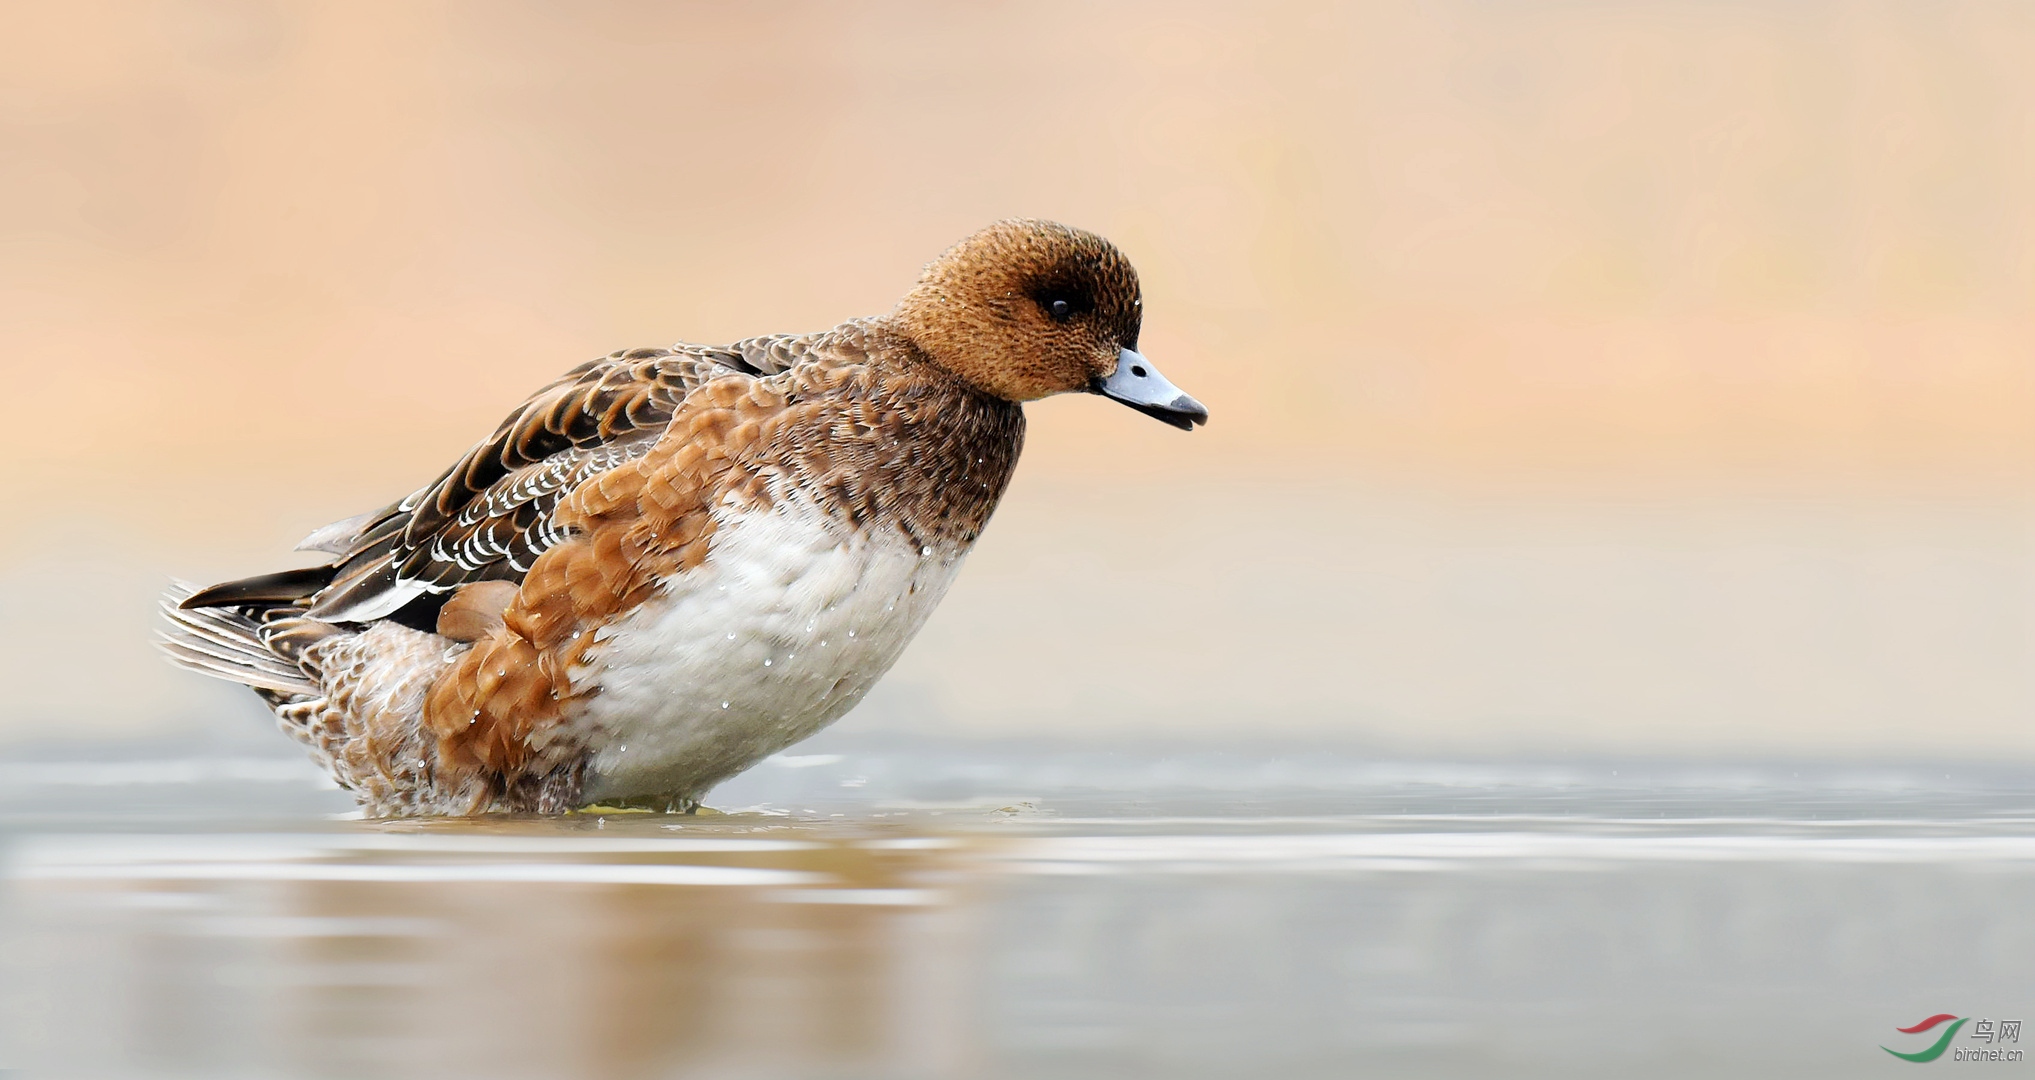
(159, 219), (1207, 816)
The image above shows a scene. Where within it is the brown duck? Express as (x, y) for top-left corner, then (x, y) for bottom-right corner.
(160, 219), (1208, 816)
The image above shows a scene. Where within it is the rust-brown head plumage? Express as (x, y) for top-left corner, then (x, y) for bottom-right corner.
(891, 219), (1143, 402)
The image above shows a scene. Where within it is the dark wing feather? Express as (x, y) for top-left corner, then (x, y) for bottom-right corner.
(301, 341), (799, 623)
(182, 565), (338, 611)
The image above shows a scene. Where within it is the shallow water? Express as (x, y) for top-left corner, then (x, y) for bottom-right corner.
(3, 736), (2031, 1078)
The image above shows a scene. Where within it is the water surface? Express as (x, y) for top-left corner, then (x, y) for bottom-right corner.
(3, 736), (2030, 1078)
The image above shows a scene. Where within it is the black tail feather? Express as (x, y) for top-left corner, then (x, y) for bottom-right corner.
(180, 565), (338, 611)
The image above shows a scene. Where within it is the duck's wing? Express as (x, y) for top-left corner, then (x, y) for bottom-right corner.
(182, 337), (814, 624)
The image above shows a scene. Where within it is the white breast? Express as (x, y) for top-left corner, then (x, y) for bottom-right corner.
(572, 494), (965, 804)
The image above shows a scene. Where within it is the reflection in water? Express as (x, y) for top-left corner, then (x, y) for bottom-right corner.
(4, 743), (2035, 1079)
(8, 827), (972, 1079)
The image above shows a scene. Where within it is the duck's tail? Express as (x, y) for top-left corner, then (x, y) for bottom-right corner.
(156, 580), (319, 698)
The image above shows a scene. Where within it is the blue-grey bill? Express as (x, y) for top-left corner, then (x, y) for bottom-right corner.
(1092, 348), (1209, 431)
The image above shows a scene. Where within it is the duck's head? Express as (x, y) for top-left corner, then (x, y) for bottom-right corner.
(894, 219), (1208, 430)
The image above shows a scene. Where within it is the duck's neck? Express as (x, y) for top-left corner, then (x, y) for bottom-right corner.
(789, 321), (1028, 551)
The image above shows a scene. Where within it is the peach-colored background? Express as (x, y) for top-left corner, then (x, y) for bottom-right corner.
(4, 1), (2032, 755)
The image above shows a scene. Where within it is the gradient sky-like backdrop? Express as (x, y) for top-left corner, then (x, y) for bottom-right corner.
(4, 1), (2032, 757)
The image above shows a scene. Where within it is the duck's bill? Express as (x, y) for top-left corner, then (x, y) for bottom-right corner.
(1092, 348), (1209, 431)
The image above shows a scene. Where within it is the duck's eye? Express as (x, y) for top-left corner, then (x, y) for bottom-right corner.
(1047, 298), (1073, 321)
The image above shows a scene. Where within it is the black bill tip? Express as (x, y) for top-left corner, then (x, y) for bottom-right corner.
(1128, 394), (1209, 431)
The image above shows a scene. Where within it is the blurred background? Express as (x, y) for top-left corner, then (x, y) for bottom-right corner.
(7, 0), (2035, 760)
(7, 5), (2035, 1078)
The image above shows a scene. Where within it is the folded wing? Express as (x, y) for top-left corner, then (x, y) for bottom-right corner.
(182, 337), (812, 626)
